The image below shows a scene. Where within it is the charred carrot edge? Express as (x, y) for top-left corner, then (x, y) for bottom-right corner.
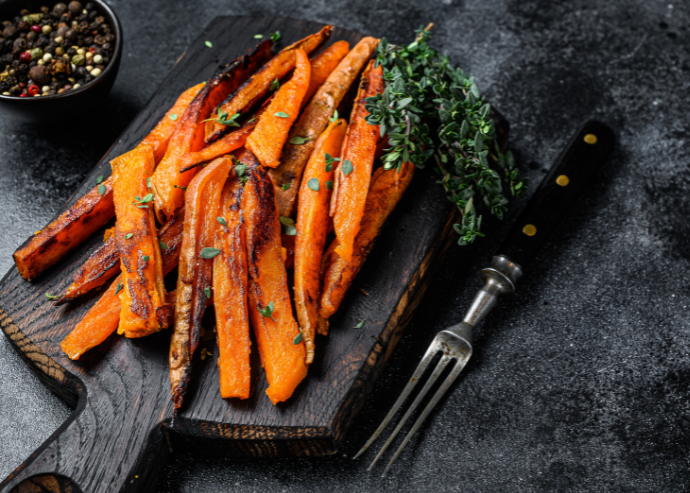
(152, 40), (273, 224)
(294, 118), (348, 364)
(331, 60), (385, 262)
(269, 37), (380, 218)
(111, 144), (169, 338)
(13, 177), (115, 281)
(320, 162), (415, 324)
(170, 156), (233, 411)
(205, 26), (333, 144)
(213, 175), (251, 399)
(246, 49), (311, 168)
(302, 40), (350, 108)
(141, 82), (206, 164)
(243, 157), (307, 404)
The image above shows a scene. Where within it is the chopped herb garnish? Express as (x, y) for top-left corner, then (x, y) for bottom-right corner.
(169, 113), (178, 121)
(96, 175), (104, 184)
(254, 34), (264, 39)
(159, 240), (167, 250)
(308, 178), (319, 191)
(330, 109), (339, 122)
(270, 31), (281, 42)
(199, 247), (221, 259)
(142, 255), (150, 262)
(274, 111), (289, 118)
(115, 282), (123, 295)
(45, 292), (59, 301)
(341, 159), (354, 176)
(235, 162), (247, 177)
(217, 217), (228, 227)
(293, 328), (303, 345)
(269, 77), (280, 92)
(125, 233), (133, 239)
(289, 136), (311, 145)
(247, 117), (256, 123)
(204, 287), (211, 298)
(98, 184), (106, 196)
(325, 180), (334, 190)
(354, 319), (366, 329)
(281, 183), (291, 191)
(203, 108), (240, 127)
(258, 301), (276, 321)
(174, 185), (187, 191)
(325, 153), (340, 172)
(279, 216), (297, 236)
(204, 40), (213, 48)
(134, 193), (154, 205)
(146, 177), (152, 189)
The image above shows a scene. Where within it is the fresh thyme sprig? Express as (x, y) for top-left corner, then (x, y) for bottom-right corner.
(365, 27), (528, 245)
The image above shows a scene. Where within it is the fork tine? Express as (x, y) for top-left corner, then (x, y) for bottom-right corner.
(382, 358), (468, 476)
(352, 341), (441, 460)
(367, 354), (452, 470)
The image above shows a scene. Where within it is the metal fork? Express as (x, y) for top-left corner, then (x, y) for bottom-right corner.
(353, 255), (522, 475)
(354, 121), (615, 475)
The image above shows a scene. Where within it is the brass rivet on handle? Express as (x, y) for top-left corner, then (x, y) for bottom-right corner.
(584, 133), (598, 144)
(556, 174), (570, 186)
(522, 224), (537, 236)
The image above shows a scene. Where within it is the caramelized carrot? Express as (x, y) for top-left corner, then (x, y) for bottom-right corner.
(170, 156), (233, 410)
(320, 162), (415, 324)
(294, 118), (347, 364)
(141, 83), (206, 164)
(331, 60), (384, 262)
(245, 49), (311, 168)
(152, 41), (273, 223)
(243, 157), (307, 404)
(205, 26), (333, 144)
(60, 208), (186, 360)
(302, 40), (350, 106)
(269, 37), (379, 217)
(111, 144), (170, 338)
(213, 176), (251, 399)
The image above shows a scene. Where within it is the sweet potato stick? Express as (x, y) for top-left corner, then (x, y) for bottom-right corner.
(213, 176), (251, 399)
(152, 41), (273, 224)
(331, 60), (384, 262)
(302, 40), (350, 107)
(269, 37), (379, 217)
(111, 144), (170, 338)
(244, 159), (307, 404)
(14, 83), (204, 282)
(294, 118), (347, 363)
(320, 162), (415, 325)
(170, 156), (233, 410)
(205, 26), (333, 144)
(60, 208), (186, 360)
(245, 49), (311, 168)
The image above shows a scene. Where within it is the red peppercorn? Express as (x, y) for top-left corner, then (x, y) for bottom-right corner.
(19, 93), (27, 97)
(31, 25), (41, 33)
(19, 51), (32, 63)
(19, 82), (26, 88)
(28, 85), (39, 96)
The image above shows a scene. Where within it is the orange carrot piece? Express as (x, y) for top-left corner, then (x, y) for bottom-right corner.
(141, 83), (206, 164)
(170, 156), (233, 410)
(111, 144), (170, 338)
(302, 40), (350, 106)
(205, 26), (333, 144)
(60, 208), (186, 360)
(245, 49), (311, 168)
(213, 175), (251, 399)
(331, 60), (384, 262)
(320, 162), (415, 324)
(269, 37), (379, 217)
(243, 157), (306, 404)
(294, 118), (347, 364)
(152, 41), (273, 223)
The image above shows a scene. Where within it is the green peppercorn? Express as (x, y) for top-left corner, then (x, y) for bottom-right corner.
(71, 54), (84, 66)
(30, 47), (43, 60)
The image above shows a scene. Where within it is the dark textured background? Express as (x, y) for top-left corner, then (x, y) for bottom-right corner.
(1, 0), (689, 491)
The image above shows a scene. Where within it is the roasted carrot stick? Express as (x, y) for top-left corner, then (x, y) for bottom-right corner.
(302, 40), (350, 107)
(14, 83), (204, 282)
(320, 162), (415, 324)
(152, 41), (273, 224)
(243, 158), (307, 404)
(331, 60), (384, 262)
(294, 118), (347, 364)
(170, 156), (233, 410)
(205, 26), (333, 144)
(213, 175), (251, 399)
(111, 144), (170, 338)
(269, 37), (379, 217)
(60, 207), (186, 360)
(245, 49), (311, 168)
(141, 82), (206, 164)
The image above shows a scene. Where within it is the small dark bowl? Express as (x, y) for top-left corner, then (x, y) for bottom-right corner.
(0, 0), (122, 124)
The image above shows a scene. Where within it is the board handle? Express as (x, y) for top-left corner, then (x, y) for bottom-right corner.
(0, 386), (169, 493)
(497, 121), (615, 270)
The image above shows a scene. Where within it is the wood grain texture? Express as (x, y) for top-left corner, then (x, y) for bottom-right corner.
(0, 16), (508, 493)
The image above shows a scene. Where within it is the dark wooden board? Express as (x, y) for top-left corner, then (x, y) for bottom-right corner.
(0, 16), (507, 493)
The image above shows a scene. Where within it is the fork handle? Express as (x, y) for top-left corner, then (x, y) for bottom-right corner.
(498, 121), (615, 270)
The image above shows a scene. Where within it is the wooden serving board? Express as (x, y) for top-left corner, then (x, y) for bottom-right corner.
(0, 16), (508, 493)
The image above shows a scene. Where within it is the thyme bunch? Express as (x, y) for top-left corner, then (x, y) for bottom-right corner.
(365, 27), (528, 245)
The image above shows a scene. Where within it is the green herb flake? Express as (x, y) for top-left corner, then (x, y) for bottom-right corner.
(169, 113), (178, 121)
(293, 328), (303, 345)
(96, 175), (104, 184)
(45, 292), (59, 301)
(281, 183), (291, 191)
(199, 247), (221, 259)
(330, 109), (339, 122)
(98, 184), (106, 196)
(134, 193), (154, 204)
(269, 77), (280, 92)
(174, 185), (187, 191)
(289, 136), (311, 145)
(125, 233), (133, 239)
(341, 159), (354, 176)
(279, 216), (297, 236)
(354, 319), (366, 329)
(254, 34), (264, 39)
(142, 255), (150, 262)
(235, 162), (247, 177)
(258, 301), (276, 321)
(204, 109), (241, 127)
(146, 177), (152, 189)
(308, 178), (319, 191)
(270, 31), (281, 42)
(325, 180), (334, 190)
(204, 40), (213, 48)
(217, 217), (228, 227)
(274, 111), (290, 118)
(115, 282), (123, 295)
(159, 240), (167, 250)
(204, 287), (211, 298)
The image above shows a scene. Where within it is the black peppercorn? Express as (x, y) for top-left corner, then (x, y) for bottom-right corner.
(19, 9), (30, 17)
(65, 29), (75, 40)
(60, 13), (71, 24)
(88, 10), (97, 19)
(83, 36), (93, 45)
(104, 33), (114, 43)
(53, 3), (67, 15)
(68, 1), (82, 16)
(12, 38), (26, 54)
(35, 36), (49, 48)
(101, 42), (110, 51)
(93, 35), (105, 45)
(26, 31), (36, 43)
(2, 26), (17, 39)
(9, 84), (21, 95)
(40, 6), (50, 14)
(16, 21), (28, 32)
(66, 46), (76, 56)
(28, 64), (50, 85)
(85, 2), (95, 11)
(74, 65), (87, 77)
(0, 82), (8, 92)
(3, 54), (13, 64)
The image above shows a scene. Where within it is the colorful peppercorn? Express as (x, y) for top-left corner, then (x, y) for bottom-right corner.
(27, 84), (39, 96)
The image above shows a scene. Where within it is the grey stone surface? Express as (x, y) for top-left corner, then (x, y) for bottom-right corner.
(1, 0), (689, 491)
